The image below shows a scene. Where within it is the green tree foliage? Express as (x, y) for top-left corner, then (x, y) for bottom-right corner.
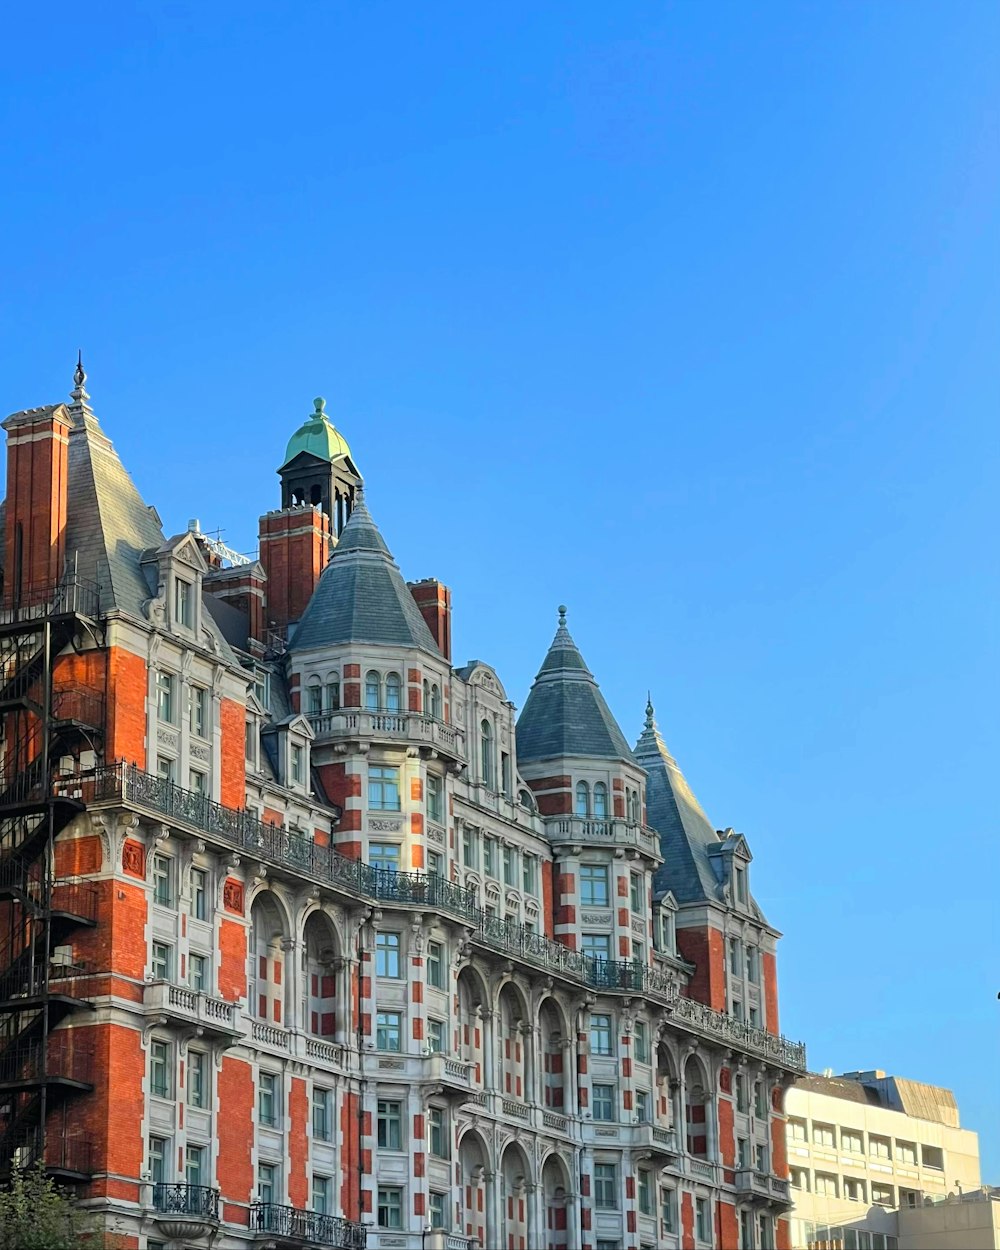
(0, 1165), (105, 1250)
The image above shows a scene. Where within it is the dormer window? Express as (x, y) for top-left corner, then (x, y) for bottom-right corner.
(734, 865), (748, 905)
(174, 577), (193, 628)
(156, 672), (175, 724)
(254, 670), (271, 711)
(480, 720), (494, 788)
(291, 743), (305, 786)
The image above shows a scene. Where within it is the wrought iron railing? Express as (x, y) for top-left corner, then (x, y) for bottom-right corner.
(0, 575), (102, 627)
(673, 995), (807, 1071)
(152, 1182), (220, 1219)
(251, 1201), (366, 1248)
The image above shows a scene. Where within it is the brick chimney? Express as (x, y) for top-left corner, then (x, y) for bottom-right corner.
(408, 578), (451, 661)
(258, 506), (330, 635)
(2, 404), (72, 606)
(203, 562), (268, 647)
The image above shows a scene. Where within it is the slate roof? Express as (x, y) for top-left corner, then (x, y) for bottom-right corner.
(289, 490), (441, 655)
(515, 607), (634, 764)
(633, 699), (726, 904)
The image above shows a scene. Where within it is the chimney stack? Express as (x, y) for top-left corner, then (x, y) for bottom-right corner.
(2, 404), (72, 606)
(258, 505), (331, 636)
(409, 578), (452, 661)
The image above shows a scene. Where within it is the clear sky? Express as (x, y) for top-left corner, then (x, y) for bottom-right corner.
(2, 1), (997, 1177)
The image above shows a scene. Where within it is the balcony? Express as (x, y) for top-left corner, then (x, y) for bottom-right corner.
(545, 815), (661, 860)
(143, 981), (241, 1041)
(424, 1052), (474, 1096)
(307, 709), (465, 763)
(632, 1123), (679, 1163)
(151, 1182), (220, 1240)
(586, 959), (678, 1005)
(671, 995), (807, 1073)
(251, 1201), (366, 1248)
(734, 1168), (777, 1204)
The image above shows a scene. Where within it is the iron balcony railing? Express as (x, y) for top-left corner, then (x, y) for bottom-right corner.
(251, 1201), (366, 1248)
(152, 1182), (220, 1220)
(77, 761), (808, 1073)
(0, 575), (103, 628)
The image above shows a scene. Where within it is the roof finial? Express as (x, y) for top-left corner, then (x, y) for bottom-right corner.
(645, 693), (655, 730)
(69, 350), (90, 408)
(313, 396), (326, 417)
(558, 604), (567, 626)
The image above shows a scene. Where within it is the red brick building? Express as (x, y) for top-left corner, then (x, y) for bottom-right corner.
(0, 362), (805, 1250)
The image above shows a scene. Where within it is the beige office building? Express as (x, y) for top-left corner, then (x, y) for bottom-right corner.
(897, 1186), (1000, 1249)
(785, 1070), (981, 1250)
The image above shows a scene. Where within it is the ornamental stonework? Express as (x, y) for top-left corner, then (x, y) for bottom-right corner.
(223, 878), (245, 914)
(122, 839), (145, 878)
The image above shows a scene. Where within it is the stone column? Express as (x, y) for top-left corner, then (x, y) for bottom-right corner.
(281, 937), (300, 1031)
(561, 1038), (578, 1117)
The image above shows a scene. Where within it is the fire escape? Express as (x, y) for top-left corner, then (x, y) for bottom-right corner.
(0, 575), (104, 1181)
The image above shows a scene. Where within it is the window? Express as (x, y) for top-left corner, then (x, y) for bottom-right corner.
(189, 952), (209, 992)
(869, 1134), (891, 1160)
(326, 679), (340, 711)
(755, 1142), (769, 1173)
(759, 1214), (775, 1250)
(788, 1116), (806, 1141)
(185, 1144), (205, 1187)
(151, 941), (172, 981)
(500, 751), (511, 796)
(635, 1090), (650, 1122)
(695, 1197), (710, 1243)
(921, 1144), (944, 1169)
(754, 1081), (767, 1118)
(377, 1100), (402, 1150)
(735, 1074), (749, 1114)
(245, 719), (256, 765)
(728, 937), (740, 976)
(152, 855), (174, 907)
(815, 1173), (838, 1197)
(375, 932), (401, 978)
(429, 1191), (448, 1231)
(428, 683), (442, 718)
(365, 671), (381, 710)
(480, 720), (494, 787)
(813, 1122), (835, 1148)
(312, 1088), (333, 1141)
(290, 743), (304, 785)
(661, 1187), (677, 1233)
(376, 1012), (401, 1052)
(737, 1137), (749, 1168)
(896, 1139), (917, 1165)
(502, 845), (515, 886)
(156, 671), (175, 723)
(630, 872), (642, 913)
(746, 945), (759, 983)
(575, 781), (590, 816)
(190, 868), (208, 921)
(148, 1136), (168, 1185)
(427, 850), (444, 878)
(841, 1128), (863, 1153)
(312, 1174), (331, 1215)
(582, 933), (611, 963)
(174, 578), (193, 627)
(593, 1162), (618, 1209)
(734, 865), (748, 904)
(844, 1177), (866, 1202)
(378, 1187), (403, 1229)
(483, 838), (495, 875)
(427, 942), (444, 989)
(592, 1084), (615, 1121)
(253, 669), (271, 711)
(258, 1071), (279, 1126)
(733, 997), (744, 1021)
(632, 939), (645, 965)
(748, 1003), (760, 1027)
(638, 1169), (652, 1215)
(368, 766), (400, 811)
(522, 854), (535, 894)
(187, 1050), (207, 1109)
(427, 774), (443, 823)
(593, 781), (608, 818)
(429, 1106), (448, 1157)
(428, 1018), (446, 1053)
(462, 828), (476, 869)
(307, 683), (323, 715)
(258, 1162), (277, 1206)
(370, 843), (400, 874)
(590, 1013), (613, 1056)
(579, 864), (609, 906)
(790, 1167), (809, 1191)
(150, 1039), (172, 1099)
(633, 1020), (649, 1064)
(385, 673), (402, 712)
(189, 685), (207, 737)
(872, 1183), (894, 1207)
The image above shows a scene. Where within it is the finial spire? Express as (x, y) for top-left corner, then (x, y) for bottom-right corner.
(313, 396), (326, 417)
(69, 350), (91, 409)
(558, 604), (567, 625)
(645, 693), (655, 730)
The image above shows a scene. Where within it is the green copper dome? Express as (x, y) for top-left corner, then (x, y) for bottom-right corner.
(282, 397), (351, 466)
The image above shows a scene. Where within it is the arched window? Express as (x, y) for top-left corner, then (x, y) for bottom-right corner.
(306, 680), (322, 716)
(575, 781), (590, 817)
(365, 671), (381, 711)
(626, 790), (637, 823)
(385, 672), (402, 712)
(325, 675), (340, 711)
(593, 782), (608, 819)
(423, 679), (430, 713)
(430, 683), (442, 719)
(480, 720), (494, 788)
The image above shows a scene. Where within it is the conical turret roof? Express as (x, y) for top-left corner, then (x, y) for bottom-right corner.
(515, 607), (634, 764)
(290, 490), (440, 653)
(633, 697), (724, 903)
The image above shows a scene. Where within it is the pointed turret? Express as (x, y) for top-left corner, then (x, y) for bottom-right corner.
(633, 696), (723, 904)
(516, 606), (633, 764)
(290, 488), (440, 654)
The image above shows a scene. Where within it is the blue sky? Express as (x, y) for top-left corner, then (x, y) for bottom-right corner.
(2, 1), (997, 1176)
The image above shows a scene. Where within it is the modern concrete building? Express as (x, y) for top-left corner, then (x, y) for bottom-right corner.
(785, 1071), (981, 1250)
(0, 362), (807, 1250)
(897, 1186), (1000, 1250)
